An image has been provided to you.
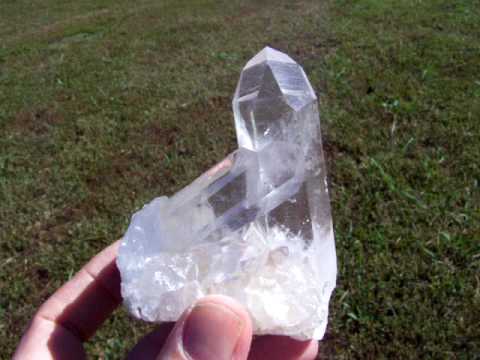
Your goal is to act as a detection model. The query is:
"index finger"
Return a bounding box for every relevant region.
[14,240,122,360]
[37,240,123,341]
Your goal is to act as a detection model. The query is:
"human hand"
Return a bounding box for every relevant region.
[13,241,318,359]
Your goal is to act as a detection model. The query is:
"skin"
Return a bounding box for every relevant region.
[13,241,318,360]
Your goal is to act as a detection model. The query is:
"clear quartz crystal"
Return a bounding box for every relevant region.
[117,47,336,340]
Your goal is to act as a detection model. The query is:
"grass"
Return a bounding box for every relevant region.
[0,0,479,358]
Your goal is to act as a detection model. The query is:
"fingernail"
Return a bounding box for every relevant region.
[182,302,243,360]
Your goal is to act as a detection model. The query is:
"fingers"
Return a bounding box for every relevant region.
[156,295,253,360]
[35,240,122,341]
[248,336,319,360]
[13,241,122,359]
[129,295,319,360]
[13,317,86,360]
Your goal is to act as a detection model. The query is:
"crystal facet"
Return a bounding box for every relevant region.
[117,47,337,340]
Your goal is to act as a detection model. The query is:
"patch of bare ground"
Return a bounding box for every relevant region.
[11,107,64,136]
[3,9,111,46]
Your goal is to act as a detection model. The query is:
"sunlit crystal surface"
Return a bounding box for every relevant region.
[117,47,336,340]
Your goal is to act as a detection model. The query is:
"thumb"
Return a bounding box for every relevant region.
[157,295,253,360]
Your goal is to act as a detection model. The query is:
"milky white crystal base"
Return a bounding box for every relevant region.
[118,196,334,340]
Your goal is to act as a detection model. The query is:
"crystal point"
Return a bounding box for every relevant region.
[244,46,296,69]
[118,48,336,340]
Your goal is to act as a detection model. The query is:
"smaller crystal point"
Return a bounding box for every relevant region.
[118,47,336,341]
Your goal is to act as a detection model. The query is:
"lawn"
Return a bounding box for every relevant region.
[1,0,479,358]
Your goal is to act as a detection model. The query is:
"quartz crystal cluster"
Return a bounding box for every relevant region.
[117,47,337,340]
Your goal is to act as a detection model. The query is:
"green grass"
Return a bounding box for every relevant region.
[1,0,479,358]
